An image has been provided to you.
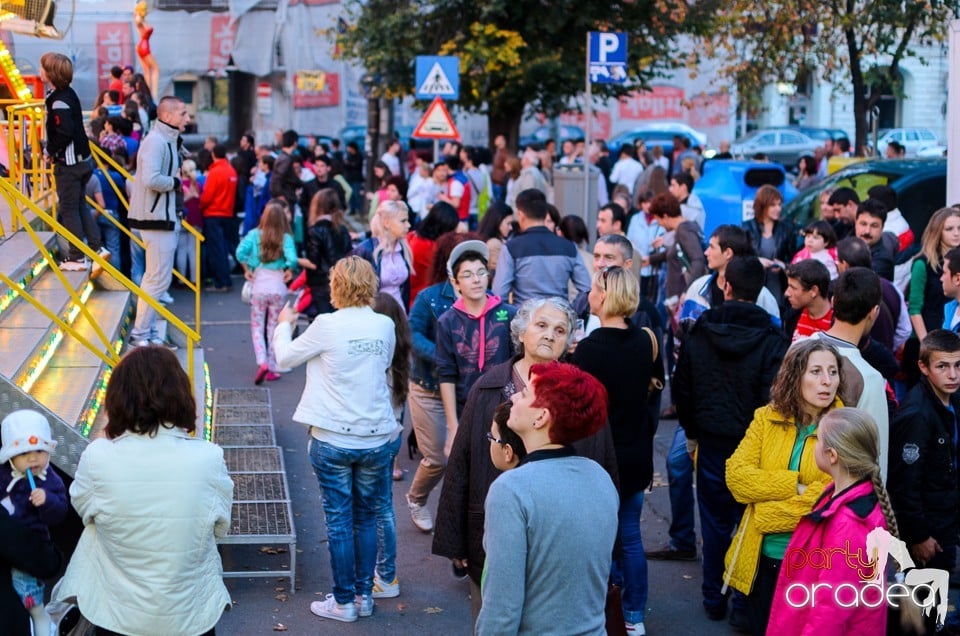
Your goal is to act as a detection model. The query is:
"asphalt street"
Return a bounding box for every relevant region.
[188,279,724,635]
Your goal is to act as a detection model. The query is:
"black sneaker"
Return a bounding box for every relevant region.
[451,563,468,580]
[728,607,751,633]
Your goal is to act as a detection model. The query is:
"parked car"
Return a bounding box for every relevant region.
[730,128,821,168]
[781,158,946,241]
[518,124,585,150]
[785,125,850,143]
[606,127,703,174]
[875,128,940,157]
[694,160,798,238]
[633,122,708,147]
[337,125,435,154]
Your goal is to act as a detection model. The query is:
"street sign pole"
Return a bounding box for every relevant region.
[584,31,591,224]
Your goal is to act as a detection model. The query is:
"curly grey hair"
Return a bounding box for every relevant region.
[510,296,578,352]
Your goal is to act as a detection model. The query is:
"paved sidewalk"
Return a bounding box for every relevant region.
[190,281,723,635]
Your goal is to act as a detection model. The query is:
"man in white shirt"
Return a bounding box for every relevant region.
[609,144,644,195]
[380,139,402,177]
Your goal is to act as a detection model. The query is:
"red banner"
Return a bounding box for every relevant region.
[687,91,731,128]
[293,71,339,109]
[618,86,685,121]
[96,23,133,92]
[558,111,612,141]
[209,15,234,73]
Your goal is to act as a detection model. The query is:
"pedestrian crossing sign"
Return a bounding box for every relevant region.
[412,96,459,140]
[415,56,460,100]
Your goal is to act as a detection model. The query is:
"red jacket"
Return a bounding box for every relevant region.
[200,158,238,218]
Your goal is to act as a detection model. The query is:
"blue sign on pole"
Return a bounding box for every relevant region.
[588,32,628,84]
[415,56,460,100]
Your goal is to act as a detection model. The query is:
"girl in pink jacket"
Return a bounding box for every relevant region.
[767,407,894,635]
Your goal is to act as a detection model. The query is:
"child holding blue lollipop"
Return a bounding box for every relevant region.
[0,409,68,636]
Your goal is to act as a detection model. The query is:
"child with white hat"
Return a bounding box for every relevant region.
[0,409,68,636]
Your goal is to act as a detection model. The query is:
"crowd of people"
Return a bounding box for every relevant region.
[9,50,959,635]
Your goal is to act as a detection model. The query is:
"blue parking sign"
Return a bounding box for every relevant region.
[588,32,627,84]
[415,56,460,101]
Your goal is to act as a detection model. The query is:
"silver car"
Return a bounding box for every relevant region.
[730,128,820,168]
[876,128,939,157]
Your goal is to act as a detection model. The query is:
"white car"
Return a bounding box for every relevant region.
[876,128,939,157]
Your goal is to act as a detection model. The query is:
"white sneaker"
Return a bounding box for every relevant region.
[90,247,111,279]
[310,594,358,622]
[372,574,400,598]
[406,495,434,532]
[355,594,374,617]
[159,291,174,305]
[59,259,88,272]
[626,621,646,635]
[130,337,178,351]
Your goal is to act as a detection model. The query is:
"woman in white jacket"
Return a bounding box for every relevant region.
[274,255,399,623]
[53,346,233,636]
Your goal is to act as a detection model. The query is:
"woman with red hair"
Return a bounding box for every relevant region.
[476,362,619,636]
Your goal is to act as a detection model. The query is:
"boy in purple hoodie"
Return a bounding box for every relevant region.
[436,240,516,456]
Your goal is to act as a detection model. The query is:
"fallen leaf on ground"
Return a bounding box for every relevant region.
[274,587,285,592]
[260,546,288,555]
[396,603,407,611]
[424,607,443,614]
[275,593,289,602]
[682,575,693,580]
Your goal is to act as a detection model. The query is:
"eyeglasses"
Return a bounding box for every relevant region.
[458,270,489,282]
[486,431,506,446]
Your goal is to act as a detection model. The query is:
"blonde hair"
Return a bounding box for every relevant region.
[593,266,639,319]
[818,408,899,537]
[920,207,960,270]
[330,256,379,309]
[181,159,197,180]
[373,200,414,275]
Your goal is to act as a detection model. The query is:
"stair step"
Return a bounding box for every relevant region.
[0,270,88,385]
[0,231,55,316]
[31,289,132,433]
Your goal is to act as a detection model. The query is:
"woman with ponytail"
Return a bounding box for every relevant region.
[766,407,892,635]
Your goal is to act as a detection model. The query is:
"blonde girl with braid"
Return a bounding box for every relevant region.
[766,407,891,634]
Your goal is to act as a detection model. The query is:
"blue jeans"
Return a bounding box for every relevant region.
[130,229,145,286]
[96,212,121,262]
[309,437,394,604]
[203,216,233,288]
[376,433,402,583]
[666,426,696,552]
[697,443,745,614]
[612,490,648,625]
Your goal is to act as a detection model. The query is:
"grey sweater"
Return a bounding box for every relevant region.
[477,451,618,636]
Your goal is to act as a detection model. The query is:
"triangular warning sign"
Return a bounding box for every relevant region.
[417,62,456,96]
[413,97,459,140]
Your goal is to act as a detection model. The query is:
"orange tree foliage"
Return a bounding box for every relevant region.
[336,0,712,146]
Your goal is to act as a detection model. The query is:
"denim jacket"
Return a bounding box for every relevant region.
[409,280,457,391]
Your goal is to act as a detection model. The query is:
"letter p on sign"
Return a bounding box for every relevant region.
[598,34,619,62]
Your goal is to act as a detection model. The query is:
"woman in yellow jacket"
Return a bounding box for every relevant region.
[723,339,846,636]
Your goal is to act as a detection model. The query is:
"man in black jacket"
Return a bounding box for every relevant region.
[270,129,302,210]
[673,256,788,626]
[888,329,960,573]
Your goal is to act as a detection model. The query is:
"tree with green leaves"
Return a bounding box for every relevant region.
[703,0,960,154]
[336,0,711,148]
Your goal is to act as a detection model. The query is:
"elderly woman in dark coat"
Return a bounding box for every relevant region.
[432,296,619,625]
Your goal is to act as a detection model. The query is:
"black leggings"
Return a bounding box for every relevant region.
[747,554,782,636]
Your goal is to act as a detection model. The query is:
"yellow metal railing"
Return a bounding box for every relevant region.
[89,144,205,333]
[1,100,53,235]
[0,178,200,384]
